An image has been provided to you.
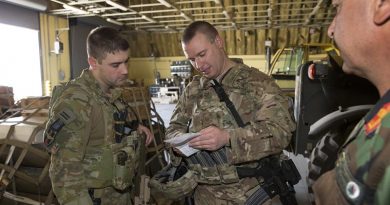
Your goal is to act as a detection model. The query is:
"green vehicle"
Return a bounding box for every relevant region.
[267,43,334,97]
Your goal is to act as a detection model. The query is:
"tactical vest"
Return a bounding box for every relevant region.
[45,77,141,191]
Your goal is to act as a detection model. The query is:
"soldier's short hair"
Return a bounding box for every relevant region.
[87,26,129,63]
[182,21,219,44]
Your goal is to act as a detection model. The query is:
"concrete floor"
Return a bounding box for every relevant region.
[154,103,311,205]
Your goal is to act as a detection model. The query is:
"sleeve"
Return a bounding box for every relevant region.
[312,170,348,205]
[227,71,296,164]
[377,166,390,205]
[45,88,93,205]
[165,78,199,140]
[165,79,199,165]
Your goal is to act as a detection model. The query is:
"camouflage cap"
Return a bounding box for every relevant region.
[149,164,197,200]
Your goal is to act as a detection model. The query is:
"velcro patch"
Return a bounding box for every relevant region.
[44,108,76,152]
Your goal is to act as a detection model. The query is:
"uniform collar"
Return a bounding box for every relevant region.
[364,89,390,135]
[200,63,242,89]
[80,69,122,103]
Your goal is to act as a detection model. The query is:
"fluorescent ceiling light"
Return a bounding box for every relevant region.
[106,0,128,11]
[106,18,124,26]
[63,4,89,14]
[157,0,172,8]
[141,15,157,23]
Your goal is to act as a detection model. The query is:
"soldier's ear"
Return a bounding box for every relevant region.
[214,35,224,49]
[88,56,97,69]
[373,0,390,25]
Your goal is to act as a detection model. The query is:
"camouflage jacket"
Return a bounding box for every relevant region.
[166,63,295,195]
[313,90,390,205]
[44,69,130,204]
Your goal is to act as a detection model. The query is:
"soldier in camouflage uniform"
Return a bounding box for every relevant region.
[44,27,154,205]
[312,0,390,204]
[165,21,296,204]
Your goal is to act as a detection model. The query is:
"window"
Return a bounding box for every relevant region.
[0,23,42,100]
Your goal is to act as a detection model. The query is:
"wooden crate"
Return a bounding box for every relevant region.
[20,96,50,117]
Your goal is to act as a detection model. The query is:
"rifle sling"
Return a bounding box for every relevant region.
[211,79,245,128]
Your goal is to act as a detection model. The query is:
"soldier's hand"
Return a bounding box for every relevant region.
[137,125,154,146]
[189,126,229,151]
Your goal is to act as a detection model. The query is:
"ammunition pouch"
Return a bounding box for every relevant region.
[85,146,114,188]
[111,131,141,190]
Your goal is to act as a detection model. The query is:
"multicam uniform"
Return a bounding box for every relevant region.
[166,63,296,204]
[44,69,140,205]
[313,90,390,205]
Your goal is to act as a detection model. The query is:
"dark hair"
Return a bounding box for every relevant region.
[87,26,129,63]
[182,21,219,44]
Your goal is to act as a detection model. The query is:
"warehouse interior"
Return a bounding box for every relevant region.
[0,0,340,204]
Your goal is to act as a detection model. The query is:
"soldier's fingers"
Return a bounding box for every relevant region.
[189,135,208,144]
[189,138,213,148]
[145,135,151,145]
[145,133,154,146]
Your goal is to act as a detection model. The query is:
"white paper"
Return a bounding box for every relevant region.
[165,133,200,157]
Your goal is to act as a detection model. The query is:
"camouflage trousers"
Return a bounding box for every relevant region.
[193,178,271,205]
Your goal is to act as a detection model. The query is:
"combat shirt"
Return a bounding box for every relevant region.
[166,63,296,201]
[45,69,125,204]
[313,89,390,205]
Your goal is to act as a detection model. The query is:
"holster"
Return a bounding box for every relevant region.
[280,158,301,185]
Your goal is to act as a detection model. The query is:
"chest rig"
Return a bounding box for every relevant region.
[110,98,142,190]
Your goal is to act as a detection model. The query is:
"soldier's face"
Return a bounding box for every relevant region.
[327,0,371,77]
[182,32,226,79]
[92,50,129,88]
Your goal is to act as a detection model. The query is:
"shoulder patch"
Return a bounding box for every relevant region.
[44,107,77,152]
[58,107,77,124]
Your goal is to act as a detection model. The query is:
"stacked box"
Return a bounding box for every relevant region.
[20,96,50,117]
[0,86,14,110]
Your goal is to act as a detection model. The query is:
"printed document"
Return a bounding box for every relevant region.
[165,133,200,157]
